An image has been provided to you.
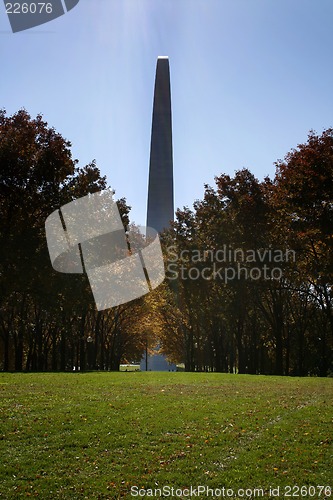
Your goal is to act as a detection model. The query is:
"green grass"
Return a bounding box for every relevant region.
[0,372,332,499]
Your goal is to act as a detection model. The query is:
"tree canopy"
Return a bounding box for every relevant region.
[0,109,145,371]
[0,110,332,375]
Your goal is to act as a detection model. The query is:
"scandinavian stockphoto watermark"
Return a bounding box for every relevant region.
[45,190,165,311]
[165,245,296,283]
[3,0,80,33]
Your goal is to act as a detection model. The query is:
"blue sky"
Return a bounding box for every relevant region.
[1,0,333,226]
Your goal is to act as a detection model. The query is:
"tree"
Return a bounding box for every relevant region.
[0,109,137,371]
[272,129,333,374]
[159,147,332,375]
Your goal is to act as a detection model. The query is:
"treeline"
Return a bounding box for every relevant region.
[0,110,332,375]
[158,130,333,376]
[0,110,148,371]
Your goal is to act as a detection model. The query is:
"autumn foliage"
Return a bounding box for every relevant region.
[0,111,332,375]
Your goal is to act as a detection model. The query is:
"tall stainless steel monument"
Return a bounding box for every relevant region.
[146,56,174,234]
[141,57,176,372]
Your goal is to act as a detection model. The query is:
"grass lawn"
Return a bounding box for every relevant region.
[0,372,332,499]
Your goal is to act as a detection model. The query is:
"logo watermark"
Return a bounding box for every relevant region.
[45,190,165,310]
[3,0,80,33]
